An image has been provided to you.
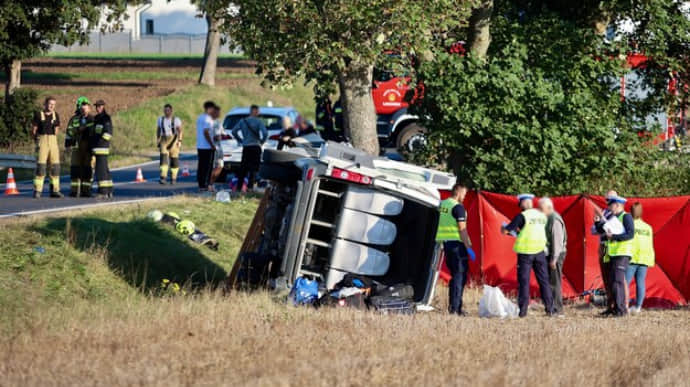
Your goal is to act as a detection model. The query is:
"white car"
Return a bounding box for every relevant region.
[220,106,301,171]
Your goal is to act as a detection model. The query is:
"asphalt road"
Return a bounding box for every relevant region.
[0,154,203,218]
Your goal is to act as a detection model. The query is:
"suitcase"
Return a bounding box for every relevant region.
[368,296,416,315]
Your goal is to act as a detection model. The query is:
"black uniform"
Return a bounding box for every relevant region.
[332,99,346,142]
[91,111,114,196]
[315,97,335,141]
[66,113,95,197]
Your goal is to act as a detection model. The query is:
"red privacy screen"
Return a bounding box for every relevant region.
[438,191,690,308]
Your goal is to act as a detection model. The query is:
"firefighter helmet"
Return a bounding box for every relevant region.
[147,210,163,222]
[176,220,195,235]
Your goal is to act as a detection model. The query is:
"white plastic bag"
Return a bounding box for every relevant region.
[215,190,231,203]
[478,285,519,318]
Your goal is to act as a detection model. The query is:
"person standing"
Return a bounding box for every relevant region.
[157,104,183,185]
[592,190,618,314]
[436,183,476,316]
[502,193,554,317]
[538,197,567,315]
[31,96,63,198]
[231,105,267,192]
[315,96,335,141]
[65,97,95,197]
[208,105,230,191]
[333,98,345,142]
[196,101,218,191]
[627,202,655,314]
[91,100,113,198]
[595,195,634,317]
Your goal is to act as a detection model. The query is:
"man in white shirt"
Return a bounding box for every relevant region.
[156,104,183,184]
[196,101,218,191]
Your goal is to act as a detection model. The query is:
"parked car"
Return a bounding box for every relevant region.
[229,141,456,310]
[220,106,301,172]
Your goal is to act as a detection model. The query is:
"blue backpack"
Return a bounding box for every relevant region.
[290,277,319,305]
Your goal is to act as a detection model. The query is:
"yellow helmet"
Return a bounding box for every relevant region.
[176,220,195,235]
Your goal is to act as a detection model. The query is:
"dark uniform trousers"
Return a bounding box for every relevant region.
[598,243,614,307]
[444,241,469,314]
[548,252,566,313]
[609,255,630,315]
[93,152,112,195]
[517,252,554,317]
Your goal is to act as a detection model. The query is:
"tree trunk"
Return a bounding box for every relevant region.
[467,0,493,60]
[199,14,221,87]
[338,62,379,155]
[4,59,21,99]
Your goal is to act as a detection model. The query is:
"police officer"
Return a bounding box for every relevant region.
[65,97,95,197]
[436,183,476,316]
[595,195,634,317]
[627,202,655,314]
[31,96,63,198]
[315,96,335,141]
[502,193,554,317]
[91,100,113,198]
[156,104,183,184]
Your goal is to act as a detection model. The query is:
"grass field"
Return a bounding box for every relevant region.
[0,197,688,386]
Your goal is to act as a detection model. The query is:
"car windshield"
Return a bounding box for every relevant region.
[223,114,285,131]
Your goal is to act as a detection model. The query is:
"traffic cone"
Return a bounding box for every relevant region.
[181,163,190,177]
[4,168,19,195]
[135,167,146,183]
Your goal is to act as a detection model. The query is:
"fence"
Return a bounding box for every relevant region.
[50,31,241,56]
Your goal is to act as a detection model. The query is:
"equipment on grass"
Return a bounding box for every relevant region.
[149,210,219,250]
[181,164,191,177]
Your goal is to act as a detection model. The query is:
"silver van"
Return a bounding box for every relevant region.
[230,142,455,308]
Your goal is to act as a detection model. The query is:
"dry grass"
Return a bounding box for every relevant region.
[1,198,689,386]
[1,288,688,387]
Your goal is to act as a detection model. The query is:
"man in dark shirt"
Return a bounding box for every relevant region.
[594,195,634,316]
[436,183,476,315]
[31,97,63,198]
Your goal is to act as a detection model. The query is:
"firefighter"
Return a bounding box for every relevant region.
[332,98,346,142]
[65,96,95,197]
[156,103,183,184]
[502,193,554,317]
[436,183,476,316]
[31,96,63,198]
[315,96,335,141]
[91,100,113,198]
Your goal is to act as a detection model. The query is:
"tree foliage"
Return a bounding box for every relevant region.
[412,0,690,195]
[225,0,475,154]
[0,89,38,150]
[0,1,133,95]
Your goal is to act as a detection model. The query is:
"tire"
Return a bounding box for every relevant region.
[259,162,301,184]
[262,148,305,164]
[395,123,427,155]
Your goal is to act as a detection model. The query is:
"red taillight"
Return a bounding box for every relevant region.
[306,168,314,181]
[269,134,281,140]
[330,167,372,185]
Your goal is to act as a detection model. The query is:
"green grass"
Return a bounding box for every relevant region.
[112,82,315,154]
[0,196,258,334]
[42,52,245,60]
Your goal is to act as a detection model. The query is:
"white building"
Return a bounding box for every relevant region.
[108,0,207,39]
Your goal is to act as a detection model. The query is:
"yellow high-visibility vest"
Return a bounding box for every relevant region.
[608,212,635,257]
[632,219,655,267]
[513,208,547,254]
[436,198,461,242]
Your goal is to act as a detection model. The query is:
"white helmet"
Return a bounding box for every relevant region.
[147,209,163,222]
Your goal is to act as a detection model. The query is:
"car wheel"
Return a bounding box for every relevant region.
[259,162,301,184]
[262,148,305,164]
[396,123,427,155]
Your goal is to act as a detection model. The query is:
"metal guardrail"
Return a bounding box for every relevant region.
[0,153,37,169]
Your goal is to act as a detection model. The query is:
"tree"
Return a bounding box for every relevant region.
[411,0,690,195]
[225,0,474,155]
[0,1,131,99]
[194,0,226,87]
